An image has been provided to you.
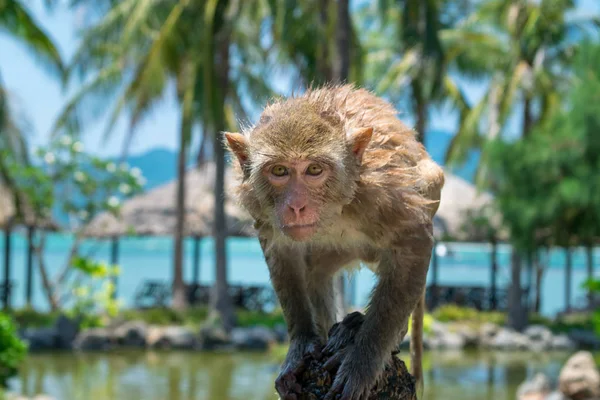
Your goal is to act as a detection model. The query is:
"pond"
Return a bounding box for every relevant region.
[7,350,590,400]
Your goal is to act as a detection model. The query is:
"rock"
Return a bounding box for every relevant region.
[517,373,552,400]
[490,328,531,351]
[21,327,58,351]
[558,351,600,400]
[452,324,479,348]
[569,330,600,350]
[285,312,417,400]
[479,322,501,347]
[544,391,568,400]
[198,324,232,350]
[113,321,148,347]
[552,334,576,351]
[272,323,288,343]
[73,328,113,351]
[148,326,198,350]
[53,314,79,349]
[425,331,465,350]
[524,325,554,351]
[231,325,276,351]
[424,321,466,350]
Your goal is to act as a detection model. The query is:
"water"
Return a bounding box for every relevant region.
[1,231,598,316]
[7,350,597,400]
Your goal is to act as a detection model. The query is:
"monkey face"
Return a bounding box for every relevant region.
[262,159,332,241]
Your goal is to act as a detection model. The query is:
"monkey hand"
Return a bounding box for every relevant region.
[323,341,387,400]
[275,334,324,400]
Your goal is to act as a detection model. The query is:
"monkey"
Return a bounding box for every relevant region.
[224,84,444,400]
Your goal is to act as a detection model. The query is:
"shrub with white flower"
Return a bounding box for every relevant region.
[4,133,147,318]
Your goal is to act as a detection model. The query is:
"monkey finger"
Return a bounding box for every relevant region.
[323,378,345,400]
[323,351,345,373]
[341,311,365,330]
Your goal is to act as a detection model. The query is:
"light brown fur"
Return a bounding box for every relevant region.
[225,84,444,400]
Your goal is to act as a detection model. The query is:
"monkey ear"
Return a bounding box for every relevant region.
[348,127,373,163]
[223,132,250,167]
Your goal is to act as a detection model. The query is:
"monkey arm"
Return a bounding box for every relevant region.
[325,225,433,400]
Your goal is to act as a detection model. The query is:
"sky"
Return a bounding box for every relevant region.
[0,0,599,158]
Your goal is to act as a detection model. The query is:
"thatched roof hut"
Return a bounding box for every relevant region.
[434,171,503,242]
[0,184,57,230]
[82,163,255,238]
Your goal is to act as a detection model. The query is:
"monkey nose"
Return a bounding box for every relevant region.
[288,204,306,218]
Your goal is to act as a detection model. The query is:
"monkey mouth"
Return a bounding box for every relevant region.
[282,223,318,240]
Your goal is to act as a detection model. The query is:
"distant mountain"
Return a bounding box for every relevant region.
[51,130,480,225]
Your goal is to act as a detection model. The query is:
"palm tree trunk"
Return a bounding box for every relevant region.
[565,247,572,312]
[534,248,546,314]
[334,0,350,83]
[172,108,191,311]
[586,245,594,308]
[508,248,526,331]
[318,0,333,83]
[210,30,236,332]
[412,81,427,144]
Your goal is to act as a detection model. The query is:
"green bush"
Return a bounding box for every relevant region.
[10,308,59,328]
[0,313,27,387]
[432,305,506,325]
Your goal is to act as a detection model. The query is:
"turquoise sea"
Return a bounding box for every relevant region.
[1,231,598,317]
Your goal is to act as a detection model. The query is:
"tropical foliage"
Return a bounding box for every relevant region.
[4,134,144,311]
[0,313,26,387]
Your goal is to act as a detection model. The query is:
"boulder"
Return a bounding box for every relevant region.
[517,373,552,400]
[568,330,600,350]
[231,326,276,351]
[558,351,600,400]
[73,328,113,351]
[552,334,576,351]
[452,324,479,348]
[524,325,554,351]
[148,326,198,350]
[198,324,232,350]
[113,321,148,348]
[544,392,568,400]
[21,327,58,351]
[490,328,531,351]
[53,314,80,349]
[479,322,501,347]
[424,321,466,350]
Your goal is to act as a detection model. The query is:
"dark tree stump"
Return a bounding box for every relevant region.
[282,312,417,400]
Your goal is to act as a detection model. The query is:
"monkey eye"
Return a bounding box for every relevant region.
[306,164,323,176]
[271,165,289,177]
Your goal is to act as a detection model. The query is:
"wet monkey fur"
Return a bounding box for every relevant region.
[224,85,444,400]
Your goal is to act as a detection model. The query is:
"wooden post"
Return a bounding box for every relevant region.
[25,226,35,307]
[565,247,572,312]
[192,236,201,285]
[490,240,498,310]
[3,226,12,310]
[110,236,120,299]
[431,242,439,309]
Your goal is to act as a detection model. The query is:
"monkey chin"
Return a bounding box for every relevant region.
[282,223,319,242]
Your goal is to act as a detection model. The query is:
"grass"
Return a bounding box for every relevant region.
[9,306,285,331]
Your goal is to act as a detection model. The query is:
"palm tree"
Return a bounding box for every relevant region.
[445,0,597,185]
[441,0,597,331]
[53,0,273,328]
[360,0,499,146]
[0,1,64,207]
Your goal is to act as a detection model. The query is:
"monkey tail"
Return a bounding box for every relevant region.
[410,290,425,399]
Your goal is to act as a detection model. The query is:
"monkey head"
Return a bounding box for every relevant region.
[224,99,373,242]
